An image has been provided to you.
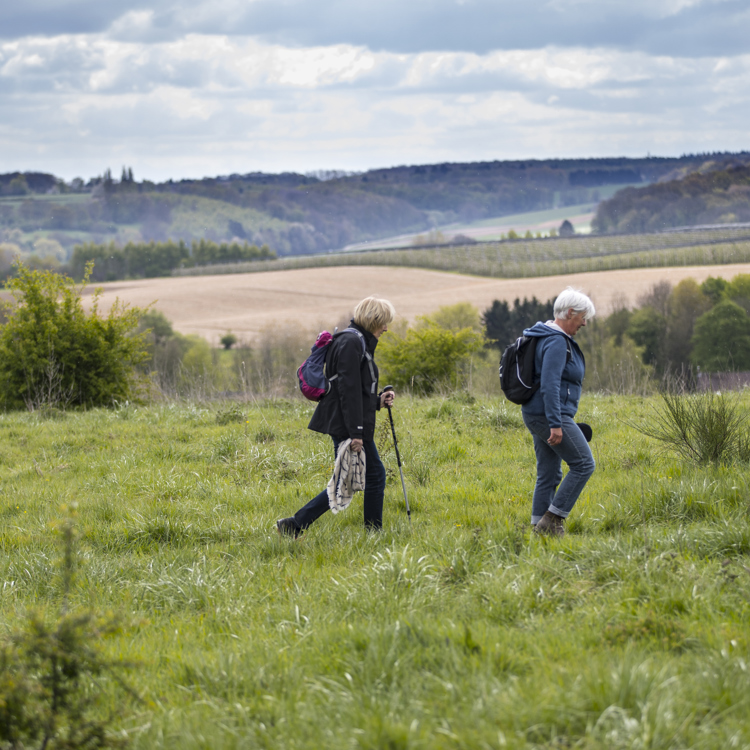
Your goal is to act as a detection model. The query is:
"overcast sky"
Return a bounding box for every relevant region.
[1,0,748,182]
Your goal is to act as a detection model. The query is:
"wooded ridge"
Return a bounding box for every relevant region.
[2,152,749,257]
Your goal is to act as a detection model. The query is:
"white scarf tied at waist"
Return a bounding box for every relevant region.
[327,439,366,514]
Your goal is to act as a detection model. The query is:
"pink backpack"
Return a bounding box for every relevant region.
[297,328,367,401]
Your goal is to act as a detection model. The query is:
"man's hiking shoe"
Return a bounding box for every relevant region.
[276,517,302,539]
[534,511,565,537]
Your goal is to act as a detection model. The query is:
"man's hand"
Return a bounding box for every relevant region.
[350,438,363,452]
[380,389,395,408]
[548,427,563,446]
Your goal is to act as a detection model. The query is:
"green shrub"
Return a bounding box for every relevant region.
[378,306,484,394]
[0,263,148,410]
[379,323,483,394]
[634,390,749,465]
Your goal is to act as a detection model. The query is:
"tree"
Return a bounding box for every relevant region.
[576,317,653,395]
[665,278,711,370]
[637,280,672,318]
[8,175,29,196]
[605,301,632,347]
[627,307,667,370]
[483,296,554,349]
[691,300,750,372]
[0,242,24,278]
[726,273,750,313]
[700,276,728,305]
[136,310,193,392]
[0,263,148,410]
[181,336,213,375]
[32,238,66,263]
[428,303,483,333]
[220,332,238,350]
[138,309,175,344]
[0,516,136,749]
[559,219,575,237]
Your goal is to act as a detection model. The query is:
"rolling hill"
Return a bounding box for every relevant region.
[593,164,750,233]
[3,152,750,259]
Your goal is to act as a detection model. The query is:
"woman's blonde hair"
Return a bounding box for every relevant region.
[353,297,396,333]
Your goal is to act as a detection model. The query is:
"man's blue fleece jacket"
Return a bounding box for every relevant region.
[520,321,585,429]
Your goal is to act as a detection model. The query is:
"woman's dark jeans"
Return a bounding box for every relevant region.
[293,438,386,531]
[522,413,595,524]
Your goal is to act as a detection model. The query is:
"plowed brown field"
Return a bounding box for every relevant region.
[83,264,750,345]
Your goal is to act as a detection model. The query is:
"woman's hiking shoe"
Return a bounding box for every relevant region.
[534,511,565,537]
[276,517,303,539]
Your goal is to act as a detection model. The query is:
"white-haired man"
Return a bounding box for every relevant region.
[521,287,596,536]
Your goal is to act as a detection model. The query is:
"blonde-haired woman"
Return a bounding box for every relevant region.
[277,297,397,538]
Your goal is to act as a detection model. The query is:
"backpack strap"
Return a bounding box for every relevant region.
[327,328,377,395]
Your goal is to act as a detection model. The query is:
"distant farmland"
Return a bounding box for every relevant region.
[174,224,750,280]
[85,262,750,345]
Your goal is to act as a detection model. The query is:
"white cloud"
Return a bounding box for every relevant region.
[1,25,749,182]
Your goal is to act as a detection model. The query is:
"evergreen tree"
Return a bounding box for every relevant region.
[483,296,555,349]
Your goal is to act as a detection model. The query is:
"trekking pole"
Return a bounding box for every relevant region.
[382,386,411,525]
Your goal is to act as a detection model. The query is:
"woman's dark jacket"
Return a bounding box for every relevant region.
[308,321,381,441]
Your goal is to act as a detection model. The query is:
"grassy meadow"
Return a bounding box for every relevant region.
[2,391,750,748]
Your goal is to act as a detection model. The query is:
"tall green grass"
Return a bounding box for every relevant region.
[1,393,749,748]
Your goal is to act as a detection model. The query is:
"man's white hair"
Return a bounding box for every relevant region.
[554,287,596,320]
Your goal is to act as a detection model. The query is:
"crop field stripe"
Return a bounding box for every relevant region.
[175,226,750,280]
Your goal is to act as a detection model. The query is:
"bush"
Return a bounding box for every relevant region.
[378,307,484,394]
[634,390,750,465]
[0,263,148,410]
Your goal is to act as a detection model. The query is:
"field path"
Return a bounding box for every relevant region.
[84,264,750,345]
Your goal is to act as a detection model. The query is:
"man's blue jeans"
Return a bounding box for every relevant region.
[293,438,386,531]
[522,413,595,524]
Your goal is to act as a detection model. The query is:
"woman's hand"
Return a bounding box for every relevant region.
[350,438,363,452]
[547,428,563,446]
[380,389,395,408]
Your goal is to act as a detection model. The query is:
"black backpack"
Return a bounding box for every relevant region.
[499,335,540,405]
[499,334,571,405]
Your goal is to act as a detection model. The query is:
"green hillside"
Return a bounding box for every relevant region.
[2,153,750,261]
[594,164,750,233]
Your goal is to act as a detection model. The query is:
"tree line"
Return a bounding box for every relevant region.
[6,153,750,258]
[482,276,750,385]
[2,259,749,415]
[69,239,275,281]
